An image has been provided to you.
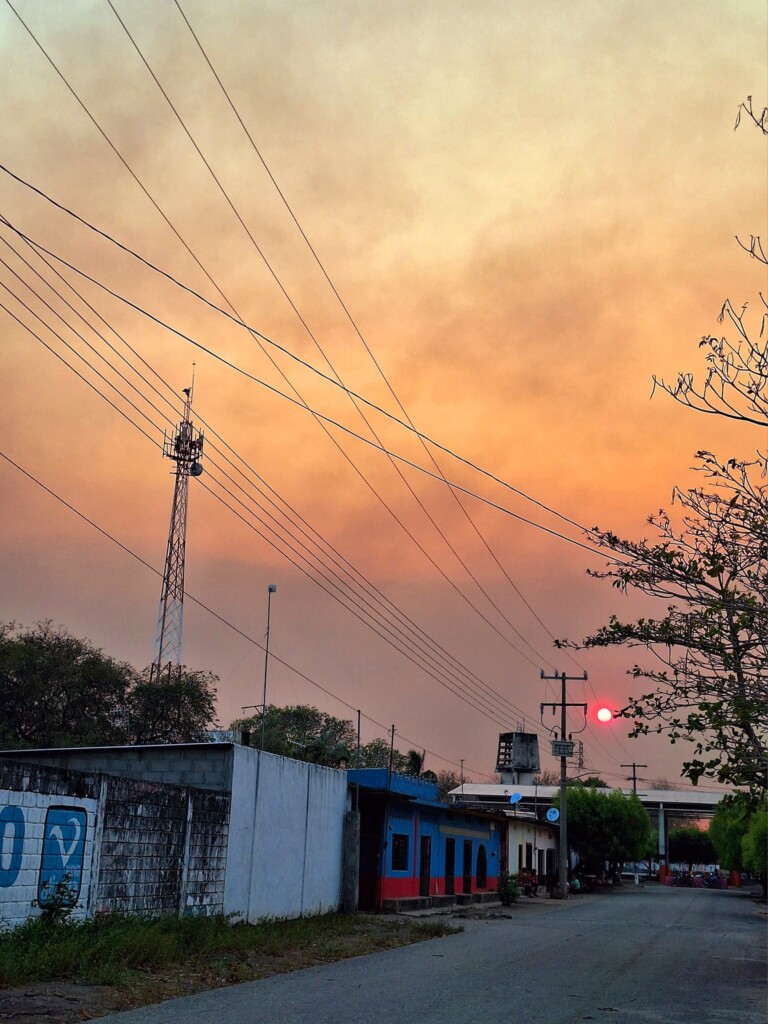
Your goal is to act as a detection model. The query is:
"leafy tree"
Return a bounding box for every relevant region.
[0,620,134,749]
[357,737,413,772]
[436,769,461,800]
[403,749,426,776]
[708,792,767,898]
[669,827,717,873]
[556,786,650,878]
[741,808,767,896]
[303,729,353,768]
[0,621,218,748]
[128,668,218,744]
[571,776,607,788]
[570,461,768,794]
[232,705,356,762]
[563,100,768,795]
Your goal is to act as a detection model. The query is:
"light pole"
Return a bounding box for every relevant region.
[260,584,277,751]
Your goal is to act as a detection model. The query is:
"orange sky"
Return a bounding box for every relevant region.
[2,0,767,787]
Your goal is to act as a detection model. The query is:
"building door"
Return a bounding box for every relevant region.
[419,835,432,897]
[445,838,455,895]
[463,840,472,893]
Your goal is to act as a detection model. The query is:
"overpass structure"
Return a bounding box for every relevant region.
[449,783,729,870]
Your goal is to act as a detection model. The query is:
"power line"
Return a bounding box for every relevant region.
[0,164,595,545]
[2,0,556,669]
[0,248,542,727]
[106,0,553,671]
[0,447,499,780]
[0,210,605,564]
[172,0,584,674]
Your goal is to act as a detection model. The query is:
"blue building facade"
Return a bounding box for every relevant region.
[348,769,503,910]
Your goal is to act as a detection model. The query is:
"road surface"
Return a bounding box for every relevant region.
[101,885,766,1024]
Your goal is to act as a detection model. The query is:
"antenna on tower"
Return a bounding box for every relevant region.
[150,383,204,683]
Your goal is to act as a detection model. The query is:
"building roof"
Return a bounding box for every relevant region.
[449,783,729,816]
[347,768,442,803]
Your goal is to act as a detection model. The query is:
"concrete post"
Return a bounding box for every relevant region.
[341,810,360,914]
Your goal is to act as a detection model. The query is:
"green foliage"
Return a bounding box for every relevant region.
[232,706,435,775]
[0,621,218,749]
[570,776,608,787]
[0,911,460,988]
[233,705,356,765]
[709,794,754,871]
[436,769,461,800]
[0,621,133,749]
[568,457,768,795]
[669,827,717,871]
[710,793,767,896]
[128,669,218,745]
[34,874,79,925]
[556,787,651,875]
[497,873,520,905]
[741,809,767,880]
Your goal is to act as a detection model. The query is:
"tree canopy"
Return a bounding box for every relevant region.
[231,705,430,775]
[0,621,217,749]
[669,827,717,873]
[709,793,766,897]
[572,458,768,793]
[555,786,651,877]
[564,103,768,794]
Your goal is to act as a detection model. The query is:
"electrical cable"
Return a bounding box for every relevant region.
[0,212,607,564]
[0,163,595,543]
[106,0,553,671]
[0,448,497,780]
[0,2,557,666]
[0,252,542,728]
[172,0,586,674]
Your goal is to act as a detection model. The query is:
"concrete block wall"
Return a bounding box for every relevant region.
[0,761,99,929]
[225,746,348,923]
[94,776,188,915]
[1,759,230,927]
[181,790,230,914]
[10,745,233,793]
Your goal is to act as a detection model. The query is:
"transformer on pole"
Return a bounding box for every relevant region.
[150,384,204,683]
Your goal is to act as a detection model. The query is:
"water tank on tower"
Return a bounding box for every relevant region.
[496,732,540,785]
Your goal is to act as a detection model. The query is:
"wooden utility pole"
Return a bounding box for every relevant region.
[621,762,648,794]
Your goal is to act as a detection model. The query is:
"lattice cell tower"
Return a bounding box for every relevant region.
[150,385,204,683]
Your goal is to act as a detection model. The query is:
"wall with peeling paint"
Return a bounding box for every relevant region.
[0,759,229,928]
[0,761,99,929]
[1,744,348,928]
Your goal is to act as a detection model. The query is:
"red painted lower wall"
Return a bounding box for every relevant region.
[380,875,498,900]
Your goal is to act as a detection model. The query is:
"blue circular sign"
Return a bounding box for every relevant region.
[546,807,560,822]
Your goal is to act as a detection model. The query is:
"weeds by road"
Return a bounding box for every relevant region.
[0,912,460,1023]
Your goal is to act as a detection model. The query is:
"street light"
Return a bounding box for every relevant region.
[260,584,277,751]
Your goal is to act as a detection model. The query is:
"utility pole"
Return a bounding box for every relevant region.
[259,584,277,751]
[541,671,587,899]
[150,384,204,682]
[387,725,396,791]
[621,762,647,794]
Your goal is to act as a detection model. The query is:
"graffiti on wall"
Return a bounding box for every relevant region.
[0,804,88,907]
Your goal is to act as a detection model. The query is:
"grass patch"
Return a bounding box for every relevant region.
[0,912,460,992]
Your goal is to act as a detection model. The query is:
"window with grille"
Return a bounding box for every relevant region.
[391,833,409,871]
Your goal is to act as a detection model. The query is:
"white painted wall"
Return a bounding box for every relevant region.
[507,819,558,875]
[0,788,99,929]
[225,747,347,923]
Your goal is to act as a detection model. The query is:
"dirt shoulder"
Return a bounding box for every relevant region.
[0,916,458,1024]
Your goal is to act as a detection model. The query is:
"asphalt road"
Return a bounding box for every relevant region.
[101,886,767,1024]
